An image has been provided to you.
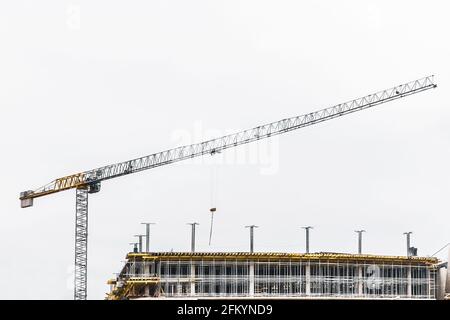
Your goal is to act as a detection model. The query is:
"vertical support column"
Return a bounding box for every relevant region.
[359,234,362,254]
[305,262,311,296]
[407,265,412,298]
[358,265,363,296]
[302,226,313,253]
[192,224,196,252]
[190,263,196,296]
[145,280,150,297]
[146,260,150,277]
[249,261,255,297]
[74,187,88,300]
[134,235,144,252]
[250,228,254,253]
[404,232,412,257]
[145,224,150,253]
[188,223,199,252]
[306,228,309,253]
[141,223,156,253]
[355,230,365,254]
[245,225,258,253]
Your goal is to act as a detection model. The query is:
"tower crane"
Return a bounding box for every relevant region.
[19,76,436,300]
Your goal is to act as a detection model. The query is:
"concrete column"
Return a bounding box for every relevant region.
[305,263,311,295]
[134,235,144,252]
[190,263,196,296]
[302,226,313,253]
[145,224,150,252]
[407,266,412,297]
[147,261,153,277]
[358,266,363,296]
[141,222,156,253]
[138,236,143,252]
[245,225,258,253]
[249,262,255,296]
[305,228,310,253]
[404,232,412,257]
[355,230,365,254]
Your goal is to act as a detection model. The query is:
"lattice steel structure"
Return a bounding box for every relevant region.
[108,252,440,300]
[74,187,88,300]
[19,76,437,300]
[21,76,436,201]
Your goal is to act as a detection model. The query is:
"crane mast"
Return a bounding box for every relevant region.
[19,76,436,300]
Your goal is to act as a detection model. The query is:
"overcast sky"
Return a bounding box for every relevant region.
[1,0,449,299]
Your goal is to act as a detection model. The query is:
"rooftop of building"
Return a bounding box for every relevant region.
[125,251,439,265]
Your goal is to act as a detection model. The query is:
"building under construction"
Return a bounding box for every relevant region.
[107,252,446,300]
[20,76,440,300]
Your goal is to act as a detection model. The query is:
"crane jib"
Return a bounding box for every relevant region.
[19,76,437,208]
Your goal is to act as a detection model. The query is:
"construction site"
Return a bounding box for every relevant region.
[18,76,450,300]
[106,215,449,300]
[106,251,444,300]
[6,1,450,307]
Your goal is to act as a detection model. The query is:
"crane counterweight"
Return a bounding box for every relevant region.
[20,191,33,208]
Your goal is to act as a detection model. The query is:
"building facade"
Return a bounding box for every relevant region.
[107,252,440,300]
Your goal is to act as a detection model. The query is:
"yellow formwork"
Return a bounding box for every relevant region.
[125,251,438,265]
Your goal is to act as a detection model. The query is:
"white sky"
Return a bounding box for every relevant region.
[1,0,449,299]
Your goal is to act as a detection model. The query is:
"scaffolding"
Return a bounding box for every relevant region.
[107,252,439,300]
